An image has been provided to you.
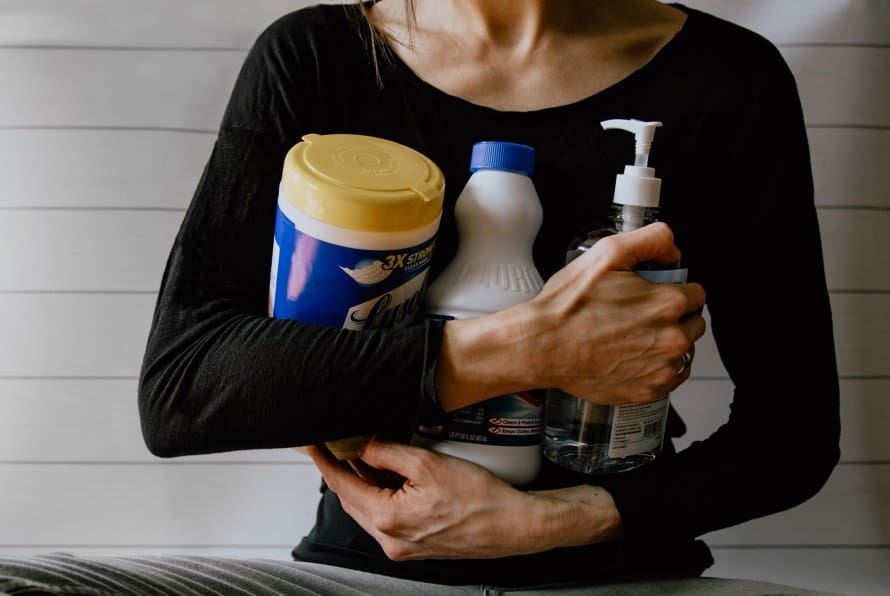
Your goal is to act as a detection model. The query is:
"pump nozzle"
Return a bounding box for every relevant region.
[601,119,663,167]
[600,118,664,207]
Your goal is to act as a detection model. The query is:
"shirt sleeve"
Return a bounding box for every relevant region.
[598,45,841,548]
[137,14,446,458]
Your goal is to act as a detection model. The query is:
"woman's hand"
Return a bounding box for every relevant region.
[436,222,707,411]
[306,439,623,561]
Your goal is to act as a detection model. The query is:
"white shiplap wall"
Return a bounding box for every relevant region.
[0,1,887,594]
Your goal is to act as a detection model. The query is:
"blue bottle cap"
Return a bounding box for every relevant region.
[469,141,535,176]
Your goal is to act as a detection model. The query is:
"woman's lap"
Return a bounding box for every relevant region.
[0,554,455,596]
[0,553,839,596]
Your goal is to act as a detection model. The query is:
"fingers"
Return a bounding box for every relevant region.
[668,313,704,382]
[584,222,681,271]
[680,311,707,343]
[348,457,405,489]
[305,443,347,481]
[678,281,707,316]
[673,344,694,376]
[306,443,384,501]
[309,439,442,495]
[305,442,337,468]
[359,438,438,480]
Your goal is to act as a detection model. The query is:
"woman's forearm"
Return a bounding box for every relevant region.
[308,439,623,561]
[435,223,707,413]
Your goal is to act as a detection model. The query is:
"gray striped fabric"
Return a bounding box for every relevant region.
[0,554,840,596]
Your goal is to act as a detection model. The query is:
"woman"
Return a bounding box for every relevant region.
[0,1,840,594]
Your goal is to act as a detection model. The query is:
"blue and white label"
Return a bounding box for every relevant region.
[417,391,544,447]
[636,267,688,284]
[269,204,436,330]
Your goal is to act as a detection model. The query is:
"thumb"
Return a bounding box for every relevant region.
[589,221,681,271]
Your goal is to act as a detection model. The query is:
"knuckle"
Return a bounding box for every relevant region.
[380,540,409,562]
[663,328,690,358]
[322,476,340,494]
[656,366,680,386]
[410,449,439,473]
[373,510,400,534]
[658,287,689,319]
[650,221,674,239]
[629,385,661,404]
[594,236,621,263]
[338,501,356,521]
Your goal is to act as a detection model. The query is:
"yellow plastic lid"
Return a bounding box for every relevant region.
[280,133,445,233]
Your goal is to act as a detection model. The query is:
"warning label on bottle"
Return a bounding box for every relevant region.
[607,395,670,458]
[417,391,543,446]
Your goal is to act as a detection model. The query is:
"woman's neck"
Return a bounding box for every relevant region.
[419,1,567,51]
[369,0,687,111]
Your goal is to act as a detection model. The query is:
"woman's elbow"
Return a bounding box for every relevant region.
[782,439,841,509]
[138,397,185,458]
[137,374,194,458]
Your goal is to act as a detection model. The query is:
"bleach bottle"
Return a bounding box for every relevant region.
[413,141,545,486]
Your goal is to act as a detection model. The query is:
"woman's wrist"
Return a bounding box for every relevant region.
[527,485,624,551]
[435,302,541,412]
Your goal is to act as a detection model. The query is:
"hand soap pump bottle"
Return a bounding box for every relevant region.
[412,141,545,486]
[543,119,688,475]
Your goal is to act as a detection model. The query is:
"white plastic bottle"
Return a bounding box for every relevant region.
[543,119,688,475]
[412,141,545,486]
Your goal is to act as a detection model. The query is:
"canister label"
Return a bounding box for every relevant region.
[270,203,436,330]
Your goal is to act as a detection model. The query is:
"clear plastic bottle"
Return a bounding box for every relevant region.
[412,141,545,486]
[543,119,688,475]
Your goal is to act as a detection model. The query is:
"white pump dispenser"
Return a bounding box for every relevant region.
[543,117,685,475]
[600,119,663,208]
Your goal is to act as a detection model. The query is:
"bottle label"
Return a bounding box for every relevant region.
[607,395,670,458]
[417,392,543,447]
[456,261,544,294]
[603,265,687,459]
[269,203,436,330]
[636,267,688,284]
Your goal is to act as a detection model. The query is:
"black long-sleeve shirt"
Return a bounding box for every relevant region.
[138,2,841,587]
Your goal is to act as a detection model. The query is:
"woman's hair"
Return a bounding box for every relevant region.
[349,0,417,87]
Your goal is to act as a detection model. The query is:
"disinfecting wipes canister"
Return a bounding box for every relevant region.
[268,133,445,459]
